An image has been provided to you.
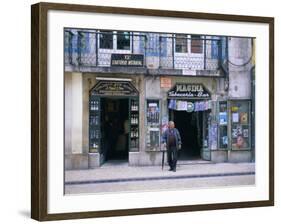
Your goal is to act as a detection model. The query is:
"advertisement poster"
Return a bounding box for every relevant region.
[176,100,188,111]
[240,112,248,124]
[243,129,249,138]
[232,112,239,123]
[161,115,169,133]
[219,112,227,125]
[209,123,218,150]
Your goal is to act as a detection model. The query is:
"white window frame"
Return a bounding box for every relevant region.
[174,34,205,56]
[98,31,132,53]
[190,34,204,55]
[175,34,188,54]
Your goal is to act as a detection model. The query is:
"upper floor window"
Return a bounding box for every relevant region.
[191,35,203,53]
[99,30,131,51]
[117,31,131,50]
[99,31,113,49]
[175,34,188,53]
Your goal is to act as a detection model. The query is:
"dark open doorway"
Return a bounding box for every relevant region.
[101,98,129,162]
[171,110,203,160]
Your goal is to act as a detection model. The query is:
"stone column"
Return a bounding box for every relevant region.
[65,72,86,169]
[71,72,83,154]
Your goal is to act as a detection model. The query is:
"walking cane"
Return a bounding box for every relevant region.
[162,144,165,170]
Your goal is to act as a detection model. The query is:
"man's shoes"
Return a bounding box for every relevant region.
[173,167,176,172]
[168,168,173,171]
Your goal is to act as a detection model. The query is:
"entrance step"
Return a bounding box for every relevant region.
[102,160,128,167]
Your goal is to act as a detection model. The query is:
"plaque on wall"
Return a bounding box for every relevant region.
[111,54,144,67]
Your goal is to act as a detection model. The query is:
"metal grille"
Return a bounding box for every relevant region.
[159,36,223,70]
[64,29,227,73]
[74,31,147,67]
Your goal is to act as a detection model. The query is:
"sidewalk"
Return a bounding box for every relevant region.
[65,161,255,184]
[64,162,255,194]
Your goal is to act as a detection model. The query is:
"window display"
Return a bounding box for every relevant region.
[129,98,139,151]
[89,97,100,152]
[218,101,228,148]
[146,100,161,151]
[230,101,251,149]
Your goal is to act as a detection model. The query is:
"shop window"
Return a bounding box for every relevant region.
[230,100,251,150]
[146,100,161,151]
[218,101,228,149]
[99,30,113,49]
[117,31,131,50]
[175,34,187,53]
[129,98,139,151]
[191,35,203,53]
[89,97,101,153]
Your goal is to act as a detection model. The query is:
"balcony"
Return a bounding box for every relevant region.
[64,30,228,76]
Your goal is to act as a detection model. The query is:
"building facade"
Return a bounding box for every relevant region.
[64,29,255,169]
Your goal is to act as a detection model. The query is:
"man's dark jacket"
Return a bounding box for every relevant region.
[162,128,182,150]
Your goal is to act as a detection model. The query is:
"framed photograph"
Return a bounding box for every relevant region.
[31,2,274,221]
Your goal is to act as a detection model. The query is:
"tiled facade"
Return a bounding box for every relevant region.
[64,29,255,169]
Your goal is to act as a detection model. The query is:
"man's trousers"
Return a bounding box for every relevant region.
[167,146,178,170]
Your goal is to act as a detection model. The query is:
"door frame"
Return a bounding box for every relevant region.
[89,95,139,165]
[168,101,212,161]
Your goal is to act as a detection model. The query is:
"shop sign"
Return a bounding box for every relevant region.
[91,81,138,96]
[168,83,211,99]
[111,54,144,67]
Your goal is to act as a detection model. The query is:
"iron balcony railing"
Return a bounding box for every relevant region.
[64,30,228,73]
[159,36,223,71]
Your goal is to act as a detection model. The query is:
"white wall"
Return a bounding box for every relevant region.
[228,37,253,98]
[0,0,280,224]
[65,72,84,154]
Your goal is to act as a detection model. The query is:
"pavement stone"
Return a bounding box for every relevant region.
[65,161,255,183]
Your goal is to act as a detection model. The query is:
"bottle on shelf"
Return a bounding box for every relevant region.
[92,101,99,111]
[131,101,135,111]
[131,100,139,111]
[131,114,136,125]
[97,101,99,110]
[90,101,94,111]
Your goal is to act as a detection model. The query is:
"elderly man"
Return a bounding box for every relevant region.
[162,121,182,172]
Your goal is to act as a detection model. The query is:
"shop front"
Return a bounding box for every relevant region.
[63,29,254,170]
[166,83,212,161]
[85,74,253,167]
[88,77,141,167]
[141,77,218,165]
[143,77,253,164]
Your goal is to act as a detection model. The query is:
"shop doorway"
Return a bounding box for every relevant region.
[171,110,203,160]
[100,98,129,162]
